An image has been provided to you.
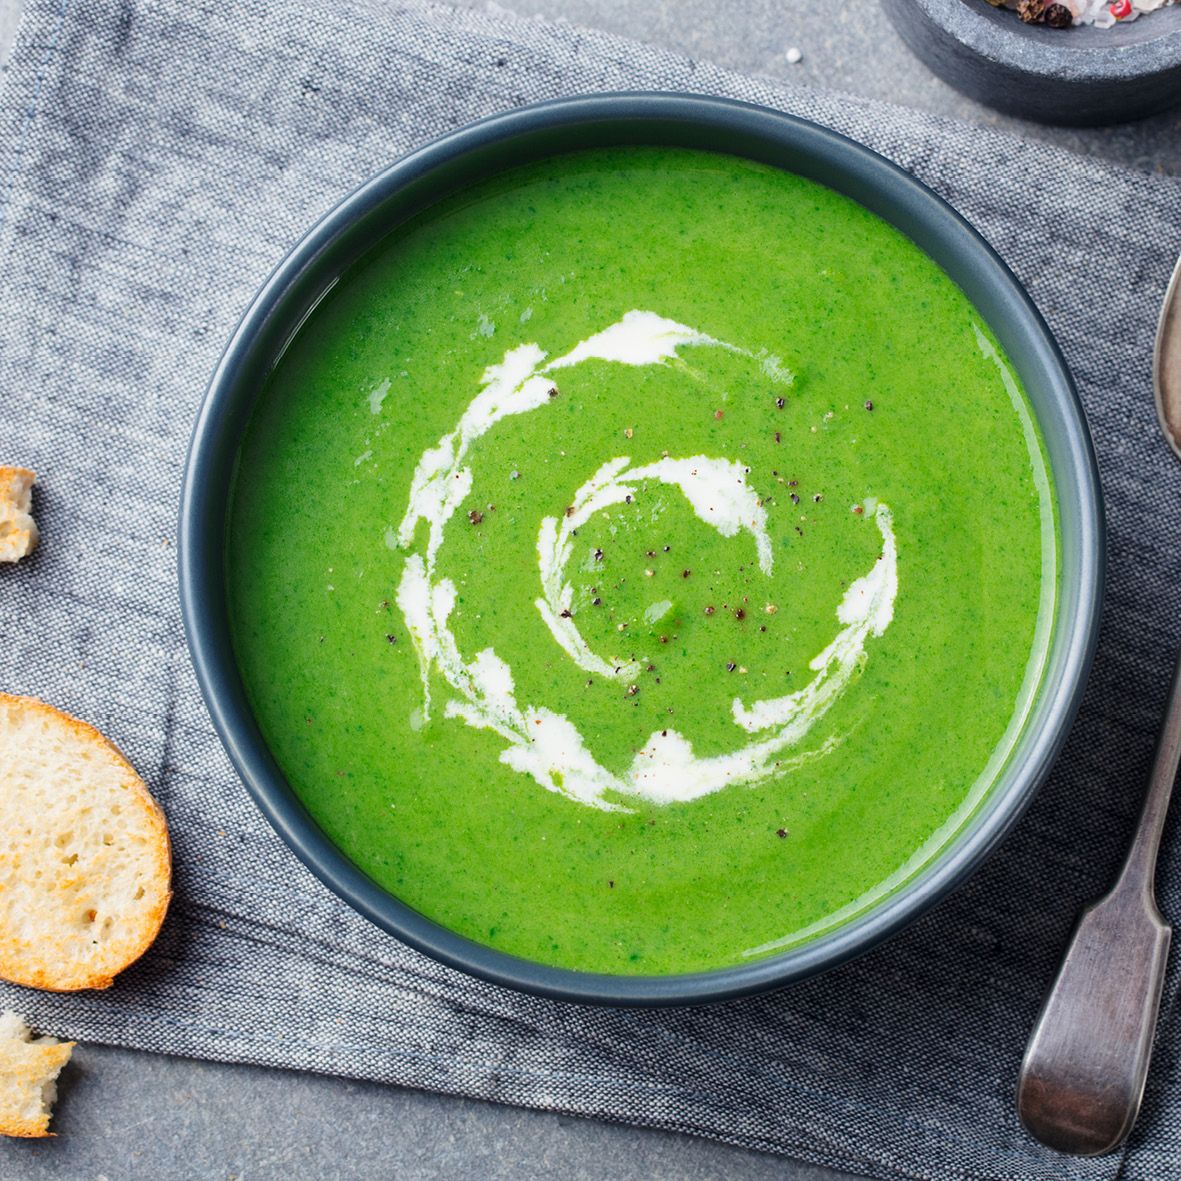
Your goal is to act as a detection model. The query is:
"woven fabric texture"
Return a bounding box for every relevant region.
[1,2,1180,1178]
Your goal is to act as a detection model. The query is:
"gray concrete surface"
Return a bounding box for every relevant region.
[1,1,1178,1179]
[4,1044,849,1181]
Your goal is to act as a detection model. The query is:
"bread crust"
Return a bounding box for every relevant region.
[0,694,172,991]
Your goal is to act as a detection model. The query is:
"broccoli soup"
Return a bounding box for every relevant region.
[227,146,1056,975]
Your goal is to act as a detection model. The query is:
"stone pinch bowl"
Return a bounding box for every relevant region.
[883,0,1181,125]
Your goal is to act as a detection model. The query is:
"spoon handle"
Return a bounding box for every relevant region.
[1120,651,1181,897]
[1017,653,1181,1156]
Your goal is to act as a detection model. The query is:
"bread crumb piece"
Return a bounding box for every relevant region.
[0,467,38,564]
[0,1011,74,1137]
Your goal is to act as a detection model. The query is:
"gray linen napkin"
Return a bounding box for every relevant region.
[1,2,1180,1178]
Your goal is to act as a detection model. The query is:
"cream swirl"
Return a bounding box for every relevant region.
[394,311,897,810]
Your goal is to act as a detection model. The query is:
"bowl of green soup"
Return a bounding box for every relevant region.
[180,93,1102,1005]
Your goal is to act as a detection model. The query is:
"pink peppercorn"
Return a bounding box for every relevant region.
[1109,0,1132,17]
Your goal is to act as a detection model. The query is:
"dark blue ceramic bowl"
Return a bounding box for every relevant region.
[179,93,1104,1006]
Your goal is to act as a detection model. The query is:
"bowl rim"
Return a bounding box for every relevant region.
[179,91,1105,1007]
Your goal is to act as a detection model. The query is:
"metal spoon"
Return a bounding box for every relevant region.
[1017,252,1181,1157]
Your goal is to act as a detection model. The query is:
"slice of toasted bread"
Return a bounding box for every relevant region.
[0,695,171,991]
[0,1011,74,1137]
[0,467,38,564]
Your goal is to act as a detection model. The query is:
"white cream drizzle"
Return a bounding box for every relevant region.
[547,310,726,371]
[393,310,896,810]
[535,455,773,679]
[730,503,896,735]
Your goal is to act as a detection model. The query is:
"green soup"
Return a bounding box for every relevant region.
[227,146,1056,976]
